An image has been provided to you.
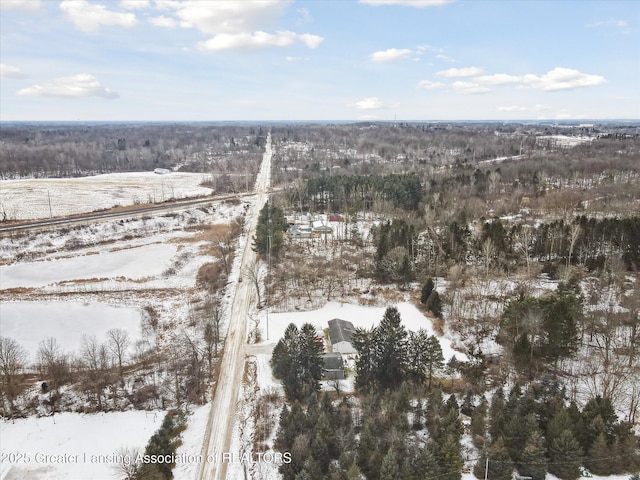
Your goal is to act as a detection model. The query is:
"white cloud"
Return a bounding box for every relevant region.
[474,73,522,85]
[586,19,632,34]
[348,97,386,110]
[452,81,490,95]
[437,66,484,78]
[436,54,455,63]
[60,0,138,32]
[498,105,528,112]
[149,15,176,27]
[361,0,455,7]
[170,1,285,34]
[296,7,313,24]
[298,33,324,48]
[17,74,119,99]
[0,64,28,79]
[198,31,322,52]
[160,1,322,52]
[521,67,607,91]
[370,48,412,62]
[417,80,445,90]
[120,0,149,9]
[0,0,41,11]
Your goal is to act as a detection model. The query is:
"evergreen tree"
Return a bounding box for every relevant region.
[425,290,443,318]
[408,330,444,389]
[519,430,548,480]
[549,430,582,480]
[380,449,401,480]
[420,278,435,305]
[470,397,487,449]
[586,433,613,476]
[252,201,286,256]
[487,437,514,480]
[375,306,409,391]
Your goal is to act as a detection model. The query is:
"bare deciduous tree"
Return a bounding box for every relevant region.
[106,328,130,380]
[0,337,27,417]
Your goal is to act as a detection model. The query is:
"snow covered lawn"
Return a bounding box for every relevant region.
[0,410,164,480]
[260,301,466,362]
[0,172,212,221]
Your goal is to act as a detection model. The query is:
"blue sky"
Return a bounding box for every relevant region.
[1,0,638,121]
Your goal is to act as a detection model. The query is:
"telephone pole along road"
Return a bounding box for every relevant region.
[197,133,272,480]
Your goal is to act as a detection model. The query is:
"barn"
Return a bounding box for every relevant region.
[328,318,357,354]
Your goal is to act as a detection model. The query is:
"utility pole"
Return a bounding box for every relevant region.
[484,456,489,480]
[47,189,52,219]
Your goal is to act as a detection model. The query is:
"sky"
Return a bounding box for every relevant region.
[1,0,639,121]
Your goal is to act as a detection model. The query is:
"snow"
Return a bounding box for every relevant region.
[0,244,176,289]
[259,300,467,362]
[0,410,164,480]
[0,301,142,361]
[0,172,213,221]
[172,404,211,480]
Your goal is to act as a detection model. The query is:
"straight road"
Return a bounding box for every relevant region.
[196,133,272,480]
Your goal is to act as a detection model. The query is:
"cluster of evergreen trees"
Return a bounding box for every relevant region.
[472,384,639,479]
[499,282,582,371]
[271,323,324,402]
[135,409,186,480]
[252,202,287,257]
[304,173,424,212]
[274,387,465,480]
[352,307,445,392]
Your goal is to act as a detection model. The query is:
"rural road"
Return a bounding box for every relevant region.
[196,133,272,480]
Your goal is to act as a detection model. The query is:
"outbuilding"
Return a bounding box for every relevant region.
[328,318,357,354]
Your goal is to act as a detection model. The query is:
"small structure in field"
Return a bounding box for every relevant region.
[328,318,357,354]
[323,352,345,380]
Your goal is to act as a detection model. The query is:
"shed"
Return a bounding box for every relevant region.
[323,352,345,380]
[328,318,357,354]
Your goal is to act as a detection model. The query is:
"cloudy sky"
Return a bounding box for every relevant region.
[1,0,638,121]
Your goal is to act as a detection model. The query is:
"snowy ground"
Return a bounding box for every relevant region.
[0,172,213,221]
[0,410,164,480]
[0,198,249,479]
[259,300,467,362]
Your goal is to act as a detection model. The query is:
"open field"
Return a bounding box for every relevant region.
[0,172,213,221]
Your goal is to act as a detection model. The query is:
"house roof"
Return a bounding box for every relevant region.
[328,318,356,345]
[323,352,345,370]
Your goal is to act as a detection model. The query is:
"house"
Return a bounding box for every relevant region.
[323,352,345,380]
[328,318,357,354]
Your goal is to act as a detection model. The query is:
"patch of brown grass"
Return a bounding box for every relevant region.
[196,261,226,292]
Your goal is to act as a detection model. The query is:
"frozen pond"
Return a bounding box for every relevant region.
[0,243,176,289]
[0,301,142,360]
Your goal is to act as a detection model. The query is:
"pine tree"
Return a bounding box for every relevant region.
[549,430,582,480]
[380,449,401,480]
[252,201,286,256]
[486,437,514,480]
[374,306,409,391]
[586,432,613,476]
[420,278,435,304]
[519,430,547,480]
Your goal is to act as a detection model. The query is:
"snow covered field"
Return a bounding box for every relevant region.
[0,410,164,480]
[0,244,176,289]
[0,172,212,220]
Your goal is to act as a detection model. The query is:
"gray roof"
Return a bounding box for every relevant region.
[323,352,345,370]
[328,318,356,345]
